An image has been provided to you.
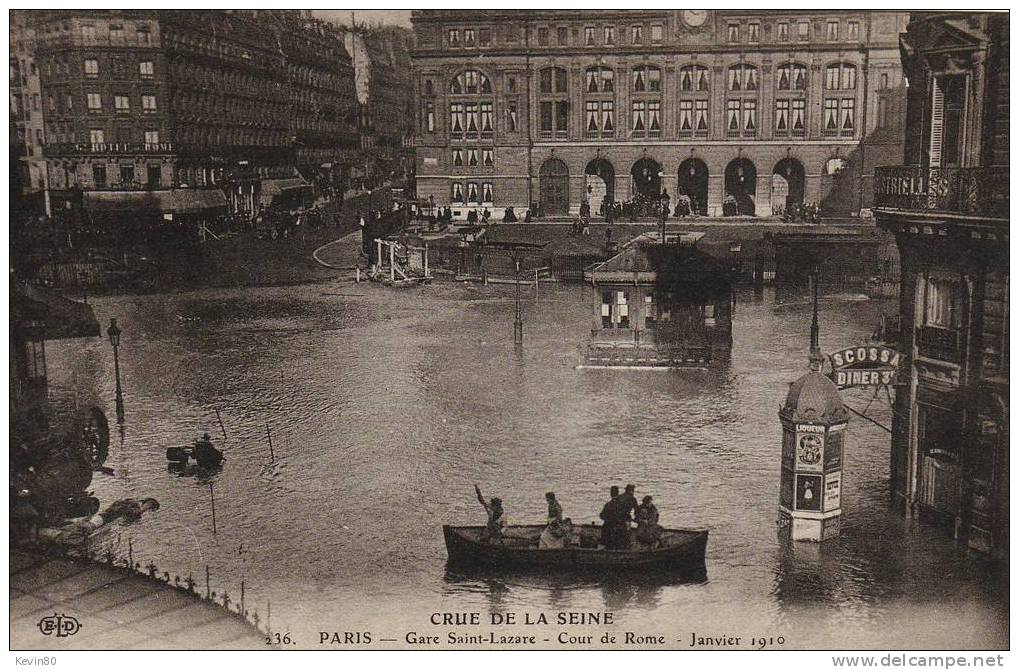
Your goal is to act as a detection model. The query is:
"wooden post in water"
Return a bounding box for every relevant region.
[215,409,227,441]
[206,565,211,599]
[241,580,245,617]
[266,423,276,463]
[128,537,133,569]
[209,483,217,535]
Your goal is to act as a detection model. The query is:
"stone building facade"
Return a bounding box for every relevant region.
[411,10,909,218]
[874,13,1008,558]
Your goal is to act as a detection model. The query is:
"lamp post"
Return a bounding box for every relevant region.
[512,251,524,346]
[729,243,742,313]
[107,318,124,423]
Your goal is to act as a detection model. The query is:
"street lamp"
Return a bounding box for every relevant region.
[512,251,524,346]
[729,243,742,313]
[107,318,124,423]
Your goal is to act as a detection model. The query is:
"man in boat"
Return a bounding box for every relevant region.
[539,492,568,549]
[635,495,663,549]
[619,484,639,524]
[599,486,631,550]
[475,484,506,543]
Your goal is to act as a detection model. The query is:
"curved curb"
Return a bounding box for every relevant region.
[312,230,361,270]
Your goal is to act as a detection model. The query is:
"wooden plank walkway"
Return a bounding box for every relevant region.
[10,551,266,650]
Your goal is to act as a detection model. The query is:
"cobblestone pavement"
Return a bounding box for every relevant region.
[10,550,266,650]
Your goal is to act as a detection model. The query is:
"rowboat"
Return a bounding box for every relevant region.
[443,524,707,571]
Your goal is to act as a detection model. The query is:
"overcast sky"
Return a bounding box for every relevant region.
[314,10,412,28]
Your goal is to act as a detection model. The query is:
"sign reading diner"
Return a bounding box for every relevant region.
[828,345,900,387]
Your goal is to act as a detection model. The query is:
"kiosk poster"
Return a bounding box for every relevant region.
[7,6,1009,665]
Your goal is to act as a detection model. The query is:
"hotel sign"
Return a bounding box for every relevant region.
[46,142,174,156]
[828,345,900,387]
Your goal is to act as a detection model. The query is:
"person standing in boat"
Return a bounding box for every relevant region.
[475,484,506,543]
[599,486,631,549]
[619,484,639,524]
[635,495,663,549]
[539,492,567,549]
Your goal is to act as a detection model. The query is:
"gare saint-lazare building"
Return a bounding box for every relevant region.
[410,10,909,219]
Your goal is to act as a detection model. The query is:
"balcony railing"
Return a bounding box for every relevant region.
[916,325,961,363]
[874,165,1009,219]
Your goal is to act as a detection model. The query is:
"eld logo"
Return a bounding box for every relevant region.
[38,613,81,638]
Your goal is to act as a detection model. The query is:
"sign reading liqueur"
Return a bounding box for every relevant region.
[828,345,900,387]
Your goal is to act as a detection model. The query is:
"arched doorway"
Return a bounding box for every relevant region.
[677,158,709,216]
[539,158,570,216]
[772,157,805,214]
[724,158,757,216]
[630,158,662,200]
[585,158,615,215]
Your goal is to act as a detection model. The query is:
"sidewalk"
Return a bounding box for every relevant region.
[10,550,266,650]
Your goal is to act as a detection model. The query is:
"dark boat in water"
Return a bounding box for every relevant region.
[443,524,708,571]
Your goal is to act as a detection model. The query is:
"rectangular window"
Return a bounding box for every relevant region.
[480,102,493,135]
[877,97,888,130]
[467,149,478,167]
[631,25,643,44]
[539,101,553,135]
[778,22,789,41]
[507,101,518,132]
[147,164,161,187]
[644,293,656,328]
[601,100,614,135]
[924,277,959,329]
[93,163,106,187]
[482,182,493,204]
[537,27,549,46]
[586,100,600,136]
[482,149,494,167]
[479,27,491,46]
[90,128,105,144]
[727,99,741,136]
[728,24,740,42]
[823,98,840,136]
[631,100,646,136]
[66,95,73,111]
[82,24,96,42]
[839,98,855,135]
[139,60,154,79]
[585,27,596,45]
[848,21,859,40]
[110,26,124,45]
[651,24,663,42]
[748,22,760,43]
[743,100,757,135]
[141,94,156,113]
[464,29,475,46]
[555,100,569,134]
[679,100,694,137]
[448,29,460,46]
[114,94,130,113]
[451,182,464,203]
[426,102,435,132]
[465,102,479,136]
[467,182,479,204]
[25,340,46,380]
[604,26,615,45]
[827,21,839,41]
[791,99,805,136]
[880,72,889,89]
[87,92,102,111]
[85,58,99,78]
[144,130,159,144]
[450,102,464,136]
[648,101,661,137]
[798,21,809,41]
[695,100,708,136]
[452,149,464,167]
[775,99,790,134]
[556,26,568,45]
[137,27,151,46]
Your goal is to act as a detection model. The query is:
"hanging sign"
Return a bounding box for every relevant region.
[829,345,900,387]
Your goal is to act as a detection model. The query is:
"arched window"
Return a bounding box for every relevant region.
[727,64,758,92]
[585,66,614,93]
[538,67,569,139]
[825,62,857,90]
[631,64,661,92]
[449,69,495,140]
[679,65,709,92]
[776,62,807,91]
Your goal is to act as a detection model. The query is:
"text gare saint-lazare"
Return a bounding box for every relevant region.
[317,612,787,648]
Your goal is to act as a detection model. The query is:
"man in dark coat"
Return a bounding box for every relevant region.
[599,486,632,549]
[618,484,639,522]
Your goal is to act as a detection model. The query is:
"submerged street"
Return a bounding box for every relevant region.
[45,278,1007,650]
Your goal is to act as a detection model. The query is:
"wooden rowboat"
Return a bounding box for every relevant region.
[443,524,707,572]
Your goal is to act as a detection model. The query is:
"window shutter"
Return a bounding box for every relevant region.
[929,78,945,168]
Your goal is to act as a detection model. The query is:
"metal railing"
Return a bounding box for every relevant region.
[874,165,1009,218]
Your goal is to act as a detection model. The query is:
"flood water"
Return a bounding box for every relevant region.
[46,278,1007,650]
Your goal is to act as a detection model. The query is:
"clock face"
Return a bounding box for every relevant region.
[682,10,709,28]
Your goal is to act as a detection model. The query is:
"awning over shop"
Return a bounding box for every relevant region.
[83,189,228,214]
[259,177,312,207]
[12,282,100,340]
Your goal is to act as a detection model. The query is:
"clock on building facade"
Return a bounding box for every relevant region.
[681,10,709,28]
